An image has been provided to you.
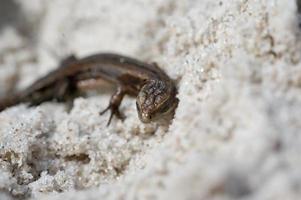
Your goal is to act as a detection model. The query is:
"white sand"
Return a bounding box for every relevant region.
[0,0,301,199]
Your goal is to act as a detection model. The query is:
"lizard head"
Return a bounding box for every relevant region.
[136,79,178,123]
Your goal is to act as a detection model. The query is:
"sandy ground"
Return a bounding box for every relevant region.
[0,0,301,199]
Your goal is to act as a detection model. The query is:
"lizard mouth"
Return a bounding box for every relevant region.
[136,102,151,123]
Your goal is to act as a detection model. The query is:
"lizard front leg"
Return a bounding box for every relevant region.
[100,85,126,126]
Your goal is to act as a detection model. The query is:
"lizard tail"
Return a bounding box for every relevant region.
[0,94,23,112]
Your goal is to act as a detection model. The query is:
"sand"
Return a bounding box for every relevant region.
[0,0,301,199]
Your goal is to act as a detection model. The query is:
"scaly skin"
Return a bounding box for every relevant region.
[0,53,178,125]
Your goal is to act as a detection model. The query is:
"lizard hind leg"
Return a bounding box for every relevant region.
[53,78,79,112]
[54,79,73,102]
[27,78,77,110]
[26,88,56,108]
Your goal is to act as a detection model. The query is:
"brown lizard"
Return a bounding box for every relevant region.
[0,53,178,125]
